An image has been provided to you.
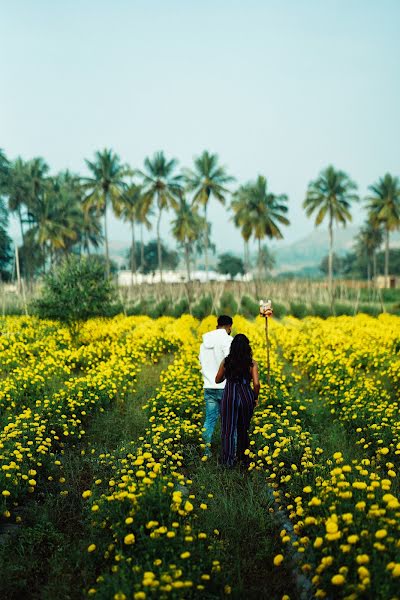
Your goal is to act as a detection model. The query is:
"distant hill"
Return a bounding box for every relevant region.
[272,226,400,274]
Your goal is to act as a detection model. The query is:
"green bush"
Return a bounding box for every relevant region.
[171,297,190,318]
[192,294,213,320]
[333,302,354,316]
[272,302,288,319]
[357,303,381,317]
[239,295,259,319]
[311,303,331,319]
[218,291,238,316]
[33,256,119,334]
[289,302,307,319]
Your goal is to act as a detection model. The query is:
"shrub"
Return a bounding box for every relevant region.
[192,295,213,320]
[289,302,307,319]
[272,302,288,319]
[239,295,259,319]
[33,256,119,336]
[357,303,381,317]
[311,303,331,319]
[218,292,238,316]
[333,303,354,316]
[171,297,190,318]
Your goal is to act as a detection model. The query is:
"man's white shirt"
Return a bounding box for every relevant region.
[199,329,232,389]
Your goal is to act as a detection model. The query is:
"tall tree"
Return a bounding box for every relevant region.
[303,165,358,293]
[367,174,400,284]
[138,151,182,282]
[0,149,10,191]
[83,149,128,278]
[231,184,254,272]
[239,176,289,277]
[185,151,234,280]
[135,192,153,273]
[171,196,205,281]
[0,196,12,280]
[116,183,143,285]
[6,158,31,244]
[354,220,383,283]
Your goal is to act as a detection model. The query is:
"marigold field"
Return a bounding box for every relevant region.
[0,313,399,600]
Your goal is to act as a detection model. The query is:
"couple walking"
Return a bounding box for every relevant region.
[199,315,260,467]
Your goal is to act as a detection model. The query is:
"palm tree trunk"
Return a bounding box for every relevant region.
[328,217,333,298]
[384,226,389,286]
[18,206,25,246]
[140,224,144,272]
[243,239,248,273]
[184,242,191,282]
[204,204,209,282]
[104,191,110,279]
[373,250,377,284]
[257,238,262,279]
[130,217,137,287]
[157,198,163,282]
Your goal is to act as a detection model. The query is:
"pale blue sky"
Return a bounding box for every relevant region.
[1,0,399,254]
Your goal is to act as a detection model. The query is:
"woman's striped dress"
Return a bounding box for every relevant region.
[220,375,255,467]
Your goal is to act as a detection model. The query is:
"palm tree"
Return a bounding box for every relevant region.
[83,149,128,277]
[231,184,254,273]
[241,176,289,277]
[0,149,9,189]
[136,193,153,273]
[27,172,88,269]
[116,183,143,285]
[171,196,205,281]
[303,165,358,293]
[354,220,383,283]
[138,151,183,281]
[367,174,400,284]
[185,151,234,280]
[6,157,31,244]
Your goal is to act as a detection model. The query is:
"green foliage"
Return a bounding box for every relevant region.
[289,301,307,319]
[272,301,287,319]
[217,253,244,279]
[192,294,213,319]
[357,303,381,317]
[0,197,12,278]
[239,295,259,319]
[171,297,190,318]
[311,303,331,319]
[33,256,119,330]
[218,291,238,316]
[131,240,179,274]
[333,302,354,316]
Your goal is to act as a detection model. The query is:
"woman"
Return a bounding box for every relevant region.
[215,334,260,467]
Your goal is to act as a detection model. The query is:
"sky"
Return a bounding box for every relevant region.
[1,0,400,255]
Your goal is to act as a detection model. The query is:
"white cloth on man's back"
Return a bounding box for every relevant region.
[199,329,232,389]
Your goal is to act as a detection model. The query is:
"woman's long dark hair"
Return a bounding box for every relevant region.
[225,334,253,381]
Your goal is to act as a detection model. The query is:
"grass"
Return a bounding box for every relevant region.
[0,357,171,600]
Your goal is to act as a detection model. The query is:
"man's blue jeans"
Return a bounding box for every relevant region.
[203,388,224,453]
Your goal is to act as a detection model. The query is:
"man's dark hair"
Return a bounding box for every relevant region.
[217,315,233,327]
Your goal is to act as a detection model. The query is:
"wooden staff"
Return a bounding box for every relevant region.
[259,299,273,386]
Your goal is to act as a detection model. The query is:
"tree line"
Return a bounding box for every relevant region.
[0,147,399,287]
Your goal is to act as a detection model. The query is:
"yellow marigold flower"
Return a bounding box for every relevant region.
[375,529,387,539]
[2,490,10,497]
[180,551,190,559]
[124,533,135,545]
[82,490,92,499]
[331,574,345,585]
[134,593,146,600]
[87,544,96,552]
[184,501,193,512]
[200,503,207,510]
[273,554,284,566]
[392,564,400,578]
[356,554,370,565]
[314,537,323,549]
[224,585,232,594]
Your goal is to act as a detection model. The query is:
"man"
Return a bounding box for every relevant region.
[199,315,233,456]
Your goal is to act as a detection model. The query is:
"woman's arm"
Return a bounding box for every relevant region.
[250,360,260,404]
[215,359,226,384]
